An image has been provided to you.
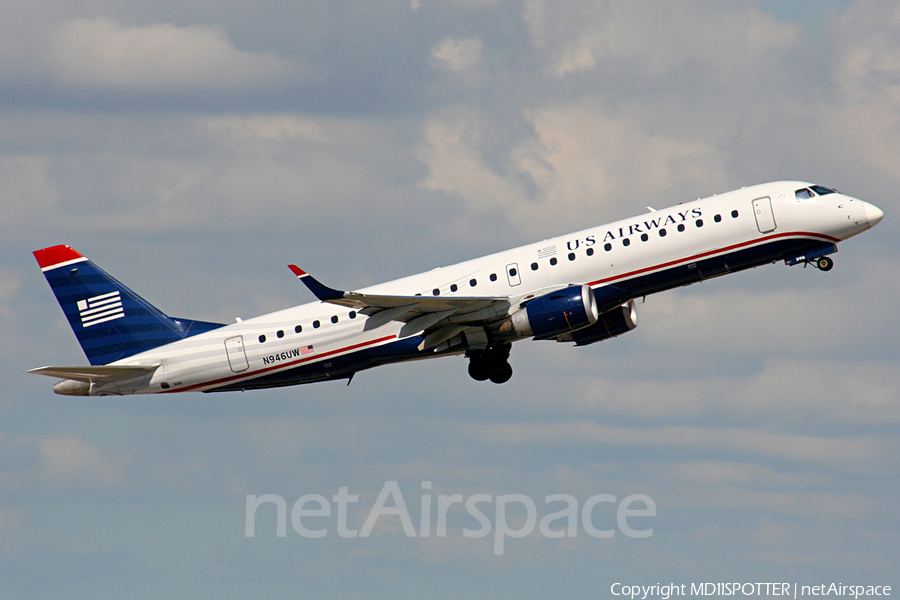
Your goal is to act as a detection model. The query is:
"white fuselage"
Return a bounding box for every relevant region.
[91,181,881,395]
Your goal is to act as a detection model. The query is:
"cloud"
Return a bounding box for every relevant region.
[9,17,297,93]
[419,109,526,222]
[431,37,484,73]
[0,155,60,230]
[418,103,726,238]
[823,2,900,181]
[519,104,725,210]
[523,0,797,77]
[466,422,883,467]
[37,435,121,487]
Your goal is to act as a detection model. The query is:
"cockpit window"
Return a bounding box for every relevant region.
[795,188,814,200]
[810,185,838,195]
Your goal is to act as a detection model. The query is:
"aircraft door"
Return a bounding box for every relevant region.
[752,196,777,233]
[224,335,249,372]
[506,263,521,287]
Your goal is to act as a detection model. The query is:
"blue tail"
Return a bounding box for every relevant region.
[34,245,225,366]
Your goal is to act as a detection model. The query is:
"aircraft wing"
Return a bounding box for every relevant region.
[288,265,512,329]
[28,364,160,383]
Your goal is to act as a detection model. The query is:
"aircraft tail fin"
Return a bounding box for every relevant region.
[34,245,225,365]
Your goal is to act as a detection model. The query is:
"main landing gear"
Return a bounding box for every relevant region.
[467,343,513,384]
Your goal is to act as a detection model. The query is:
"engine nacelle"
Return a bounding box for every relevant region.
[564,300,638,346]
[500,285,599,339]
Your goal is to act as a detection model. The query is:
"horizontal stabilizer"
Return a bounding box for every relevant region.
[28,364,160,383]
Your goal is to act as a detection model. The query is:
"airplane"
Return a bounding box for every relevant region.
[30,181,883,396]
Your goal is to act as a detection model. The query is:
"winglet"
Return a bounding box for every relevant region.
[288,265,346,302]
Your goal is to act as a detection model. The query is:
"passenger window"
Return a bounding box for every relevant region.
[550,257,558,266]
[696,219,703,227]
[259,335,266,343]
[470,279,477,287]
[604,243,612,251]
[531,262,538,271]
[509,268,517,277]
[277,330,284,338]
[677,224,685,232]
[331,315,338,324]
[294,325,302,333]
[714,214,722,223]
[731,210,739,218]
[490,273,497,282]
[659,229,667,237]
[568,252,576,261]
[640,233,648,242]
[349,311,356,319]
[432,288,440,296]
[450,284,458,292]
[313,320,320,328]
[586,248,594,256]
[623,238,631,247]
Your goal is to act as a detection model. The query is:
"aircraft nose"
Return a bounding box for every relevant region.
[864,202,884,228]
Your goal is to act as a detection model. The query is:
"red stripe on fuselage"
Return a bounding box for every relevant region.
[163,334,398,393]
[587,231,839,287]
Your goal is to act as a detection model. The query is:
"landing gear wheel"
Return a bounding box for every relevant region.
[468,360,491,381]
[466,343,513,383]
[489,362,513,384]
[816,256,834,271]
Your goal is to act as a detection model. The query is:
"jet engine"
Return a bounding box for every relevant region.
[500,285,599,339]
[564,300,638,345]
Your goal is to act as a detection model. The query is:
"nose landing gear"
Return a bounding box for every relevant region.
[784,250,837,271]
[814,256,834,271]
[467,343,513,384]
[785,244,838,271]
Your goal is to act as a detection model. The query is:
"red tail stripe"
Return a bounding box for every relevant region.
[33,245,85,269]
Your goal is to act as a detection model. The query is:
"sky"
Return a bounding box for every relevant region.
[1,0,898,598]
